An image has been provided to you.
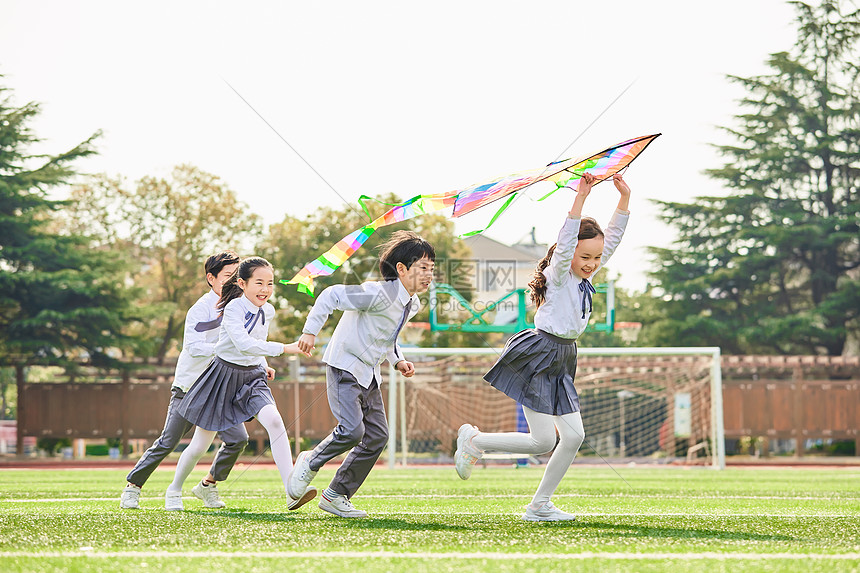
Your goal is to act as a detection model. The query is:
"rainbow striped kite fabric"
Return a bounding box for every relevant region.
[285,192,457,295]
[284,133,660,295]
[451,133,661,226]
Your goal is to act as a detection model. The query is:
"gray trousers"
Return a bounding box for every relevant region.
[307,366,389,498]
[126,387,249,487]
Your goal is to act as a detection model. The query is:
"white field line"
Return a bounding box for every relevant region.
[0,501,855,518]
[1,493,856,503]
[0,550,858,561]
[346,493,860,501]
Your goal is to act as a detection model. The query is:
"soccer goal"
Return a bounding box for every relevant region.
[386,347,725,470]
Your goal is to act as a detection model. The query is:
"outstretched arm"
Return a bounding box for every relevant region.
[222,303,286,357]
[301,283,383,337]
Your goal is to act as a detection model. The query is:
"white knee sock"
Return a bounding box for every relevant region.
[471,406,557,454]
[531,412,584,507]
[256,404,293,493]
[167,427,216,493]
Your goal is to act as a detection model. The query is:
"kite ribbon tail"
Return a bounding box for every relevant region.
[459,193,519,238]
[281,224,379,297]
[282,269,317,297]
[357,194,419,220]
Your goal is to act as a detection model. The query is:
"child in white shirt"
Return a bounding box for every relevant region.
[455,173,633,522]
[121,251,247,511]
[173,256,315,510]
[287,231,435,518]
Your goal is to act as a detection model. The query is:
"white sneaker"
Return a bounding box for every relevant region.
[165,490,184,511]
[287,486,318,511]
[455,423,482,480]
[120,485,140,509]
[287,451,318,499]
[522,501,577,522]
[192,481,226,509]
[318,493,367,518]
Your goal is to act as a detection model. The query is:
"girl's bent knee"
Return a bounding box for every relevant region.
[557,428,584,451]
[532,435,557,454]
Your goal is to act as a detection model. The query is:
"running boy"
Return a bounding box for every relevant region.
[287,231,435,517]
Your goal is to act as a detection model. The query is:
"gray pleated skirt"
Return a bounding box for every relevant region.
[483,329,580,415]
[176,357,276,432]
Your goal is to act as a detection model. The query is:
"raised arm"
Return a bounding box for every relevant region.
[613,173,631,212]
[567,172,597,218]
[546,173,597,284]
[600,174,633,265]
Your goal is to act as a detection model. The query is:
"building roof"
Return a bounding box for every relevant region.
[463,232,547,263]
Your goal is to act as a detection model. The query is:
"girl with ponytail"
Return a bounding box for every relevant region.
[455,172,634,522]
[173,257,317,511]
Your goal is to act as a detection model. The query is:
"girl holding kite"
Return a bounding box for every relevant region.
[454,172,633,522]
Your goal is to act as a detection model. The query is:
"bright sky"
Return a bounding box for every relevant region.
[1,1,798,291]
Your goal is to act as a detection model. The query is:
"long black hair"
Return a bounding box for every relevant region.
[217,256,273,311]
[528,217,604,308]
[377,231,436,280]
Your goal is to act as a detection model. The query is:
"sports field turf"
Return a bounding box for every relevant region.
[0,464,858,572]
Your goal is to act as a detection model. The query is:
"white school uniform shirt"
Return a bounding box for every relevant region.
[533,209,629,340]
[302,279,420,389]
[172,290,223,392]
[214,296,284,367]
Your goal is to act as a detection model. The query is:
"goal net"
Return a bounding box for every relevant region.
[387,347,724,469]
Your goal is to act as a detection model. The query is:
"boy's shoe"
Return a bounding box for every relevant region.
[318,493,367,518]
[165,490,184,511]
[454,423,482,480]
[192,481,226,509]
[120,485,140,509]
[287,486,318,511]
[522,501,577,522]
[287,451,318,499]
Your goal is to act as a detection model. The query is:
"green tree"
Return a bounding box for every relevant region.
[0,83,136,368]
[62,166,263,363]
[646,1,860,355]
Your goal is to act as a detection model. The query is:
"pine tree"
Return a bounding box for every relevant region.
[647,1,860,355]
[0,83,135,367]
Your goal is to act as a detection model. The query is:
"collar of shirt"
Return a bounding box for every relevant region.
[237,295,270,332]
[238,295,262,315]
[394,279,415,308]
[203,289,218,308]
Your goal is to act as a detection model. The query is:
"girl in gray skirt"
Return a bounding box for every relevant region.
[454,172,633,522]
[172,257,316,510]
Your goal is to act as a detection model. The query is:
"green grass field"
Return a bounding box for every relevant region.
[0,464,858,572]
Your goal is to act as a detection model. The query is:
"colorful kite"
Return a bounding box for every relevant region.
[284,133,660,295]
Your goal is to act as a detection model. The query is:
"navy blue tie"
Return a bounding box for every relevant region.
[393,300,413,360]
[194,316,222,332]
[578,278,595,319]
[244,309,265,333]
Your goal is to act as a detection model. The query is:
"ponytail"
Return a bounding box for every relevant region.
[528,245,556,308]
[528,217,604,309]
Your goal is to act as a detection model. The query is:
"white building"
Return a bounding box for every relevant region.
[447,228,547,326]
